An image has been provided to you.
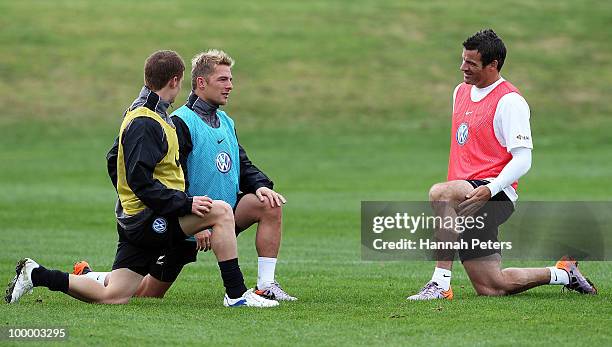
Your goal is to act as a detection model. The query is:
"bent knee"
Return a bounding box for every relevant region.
[211,200,234,219]
[429,182,467,202]
[259,196,282,217]
[429,183,450,201]
[212,200,233,213]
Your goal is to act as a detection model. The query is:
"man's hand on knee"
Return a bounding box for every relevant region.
[457,186,491,216]
[191,196,213,217]
[255,187,286,208]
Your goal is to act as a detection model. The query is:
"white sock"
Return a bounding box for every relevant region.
[85,271,109,286]
[431,267,452,290]
[257,257,277,289]
[547,267,569,285]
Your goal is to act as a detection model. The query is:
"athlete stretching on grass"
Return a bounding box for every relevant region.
[407,29,597,300]
[5,50,278,307]
[74,49,296,301]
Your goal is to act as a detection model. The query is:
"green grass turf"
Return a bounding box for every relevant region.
[1,0,611,346]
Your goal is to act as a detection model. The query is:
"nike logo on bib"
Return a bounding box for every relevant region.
[217,138,225,144]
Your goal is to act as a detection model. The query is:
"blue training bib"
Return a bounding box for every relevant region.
[172,106,240,243]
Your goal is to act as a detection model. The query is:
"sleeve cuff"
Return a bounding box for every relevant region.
[249,181,273,193]
[485,182,502,197]
[181,196,193,216]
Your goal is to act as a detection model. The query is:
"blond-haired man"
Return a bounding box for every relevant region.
[171,49,295,301]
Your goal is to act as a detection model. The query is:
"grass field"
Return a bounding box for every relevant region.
[0,1,611,346]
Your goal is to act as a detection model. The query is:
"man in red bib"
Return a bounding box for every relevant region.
[407,29,597,300]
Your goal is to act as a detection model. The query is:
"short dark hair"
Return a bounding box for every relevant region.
[144,50,185,90]
[463,29,506,71]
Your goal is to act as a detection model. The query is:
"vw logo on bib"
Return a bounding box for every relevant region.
[456,122,469,145]
[216,152,232,173]
[152,217,167,234]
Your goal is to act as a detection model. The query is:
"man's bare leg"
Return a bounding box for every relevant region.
[67,268,143,304]
[233,193,296,300]
[6,258,143,305]
[429,180,475,270]
[462,254,550,295]
[180,200,238,261]
[407,180,474,300]
[234,194,282,258]
[463,254,598,296]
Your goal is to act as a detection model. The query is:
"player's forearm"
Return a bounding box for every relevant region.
[133,181,192,217]
[486,147,532,196]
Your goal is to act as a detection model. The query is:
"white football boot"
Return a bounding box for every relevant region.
[5,258,39,304]
[255,281,298,301]
[223,288,279,307]
[407,281,454,301]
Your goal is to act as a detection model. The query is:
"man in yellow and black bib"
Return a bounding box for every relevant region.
[6,51,278,307]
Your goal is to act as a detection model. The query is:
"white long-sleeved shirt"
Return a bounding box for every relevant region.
[453,77,533,201]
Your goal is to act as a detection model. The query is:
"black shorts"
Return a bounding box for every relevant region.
[148,239,198,282]
[138,192,250,282]
[112,214,188,277]
[458,179,515,262]
[234,192,247,235]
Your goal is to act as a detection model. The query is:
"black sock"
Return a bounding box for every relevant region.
[218,258,247,299]
[31,265,69,293]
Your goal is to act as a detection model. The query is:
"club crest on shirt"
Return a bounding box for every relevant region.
[152,217,167,234]
[216,152,232,173]
[456,122,469,145]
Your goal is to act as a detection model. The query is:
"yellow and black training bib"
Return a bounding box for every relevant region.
[116,107,185,215]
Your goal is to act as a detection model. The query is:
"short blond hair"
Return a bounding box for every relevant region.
[191,49,235,90]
